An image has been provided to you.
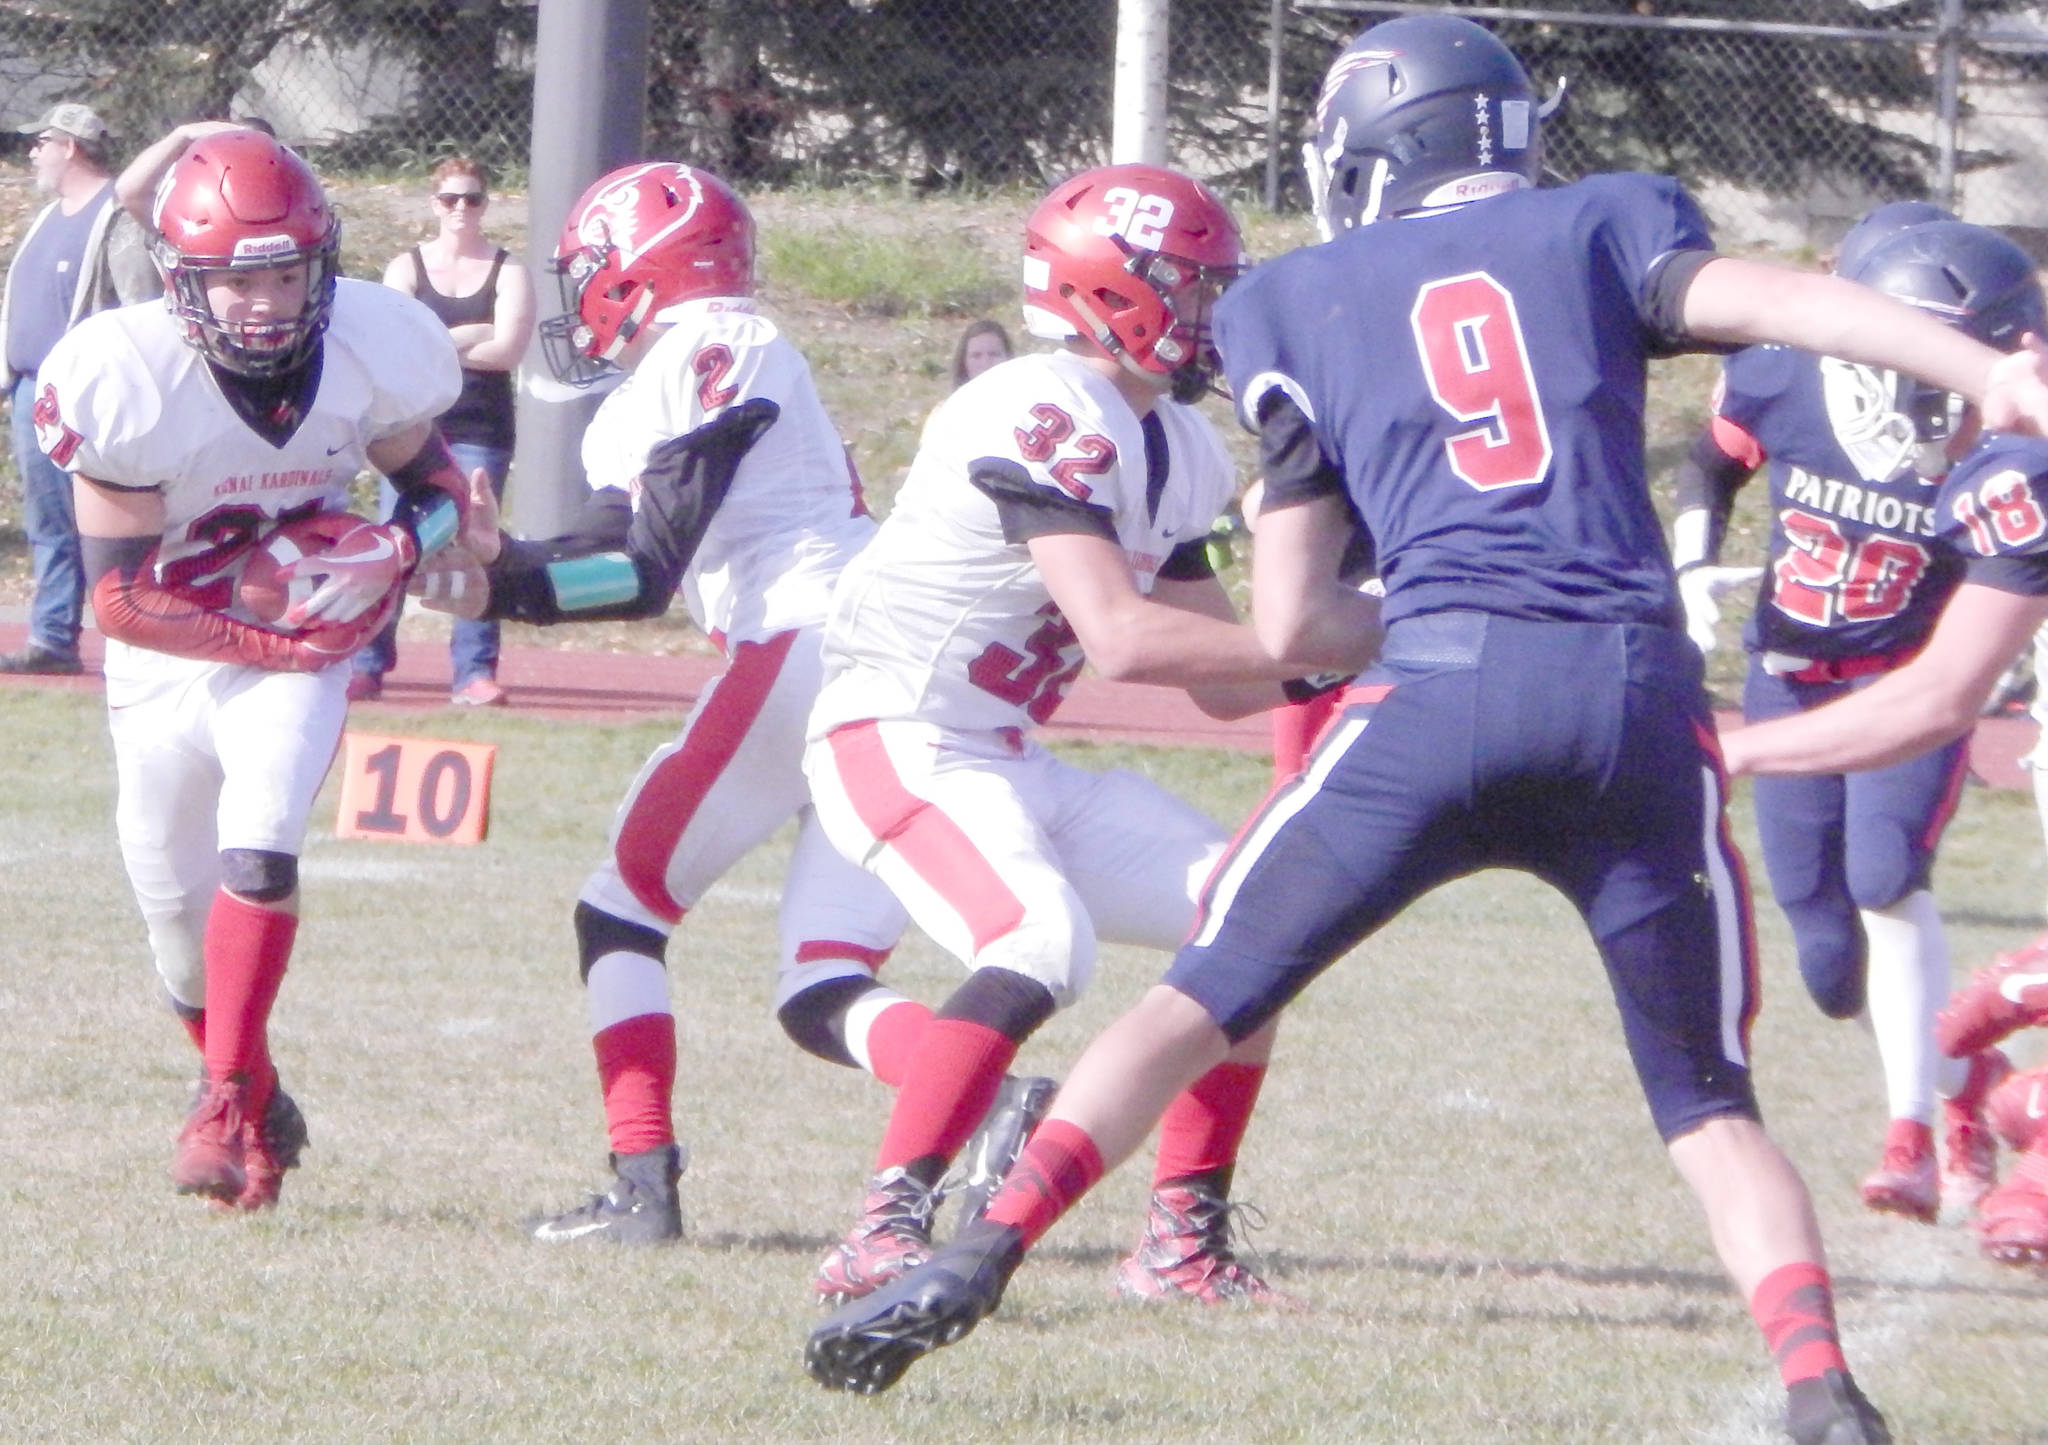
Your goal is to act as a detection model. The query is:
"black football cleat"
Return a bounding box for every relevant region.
[944,1074,1057,1234]
[806,1220,1024,1394]
[527,1144,684,1245]
[1786,1370,1891,1445]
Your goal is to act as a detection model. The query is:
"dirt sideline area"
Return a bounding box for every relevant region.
[3,620,2036,790]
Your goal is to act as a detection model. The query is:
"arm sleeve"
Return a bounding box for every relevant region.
[481,397,781,625]
[1254,388,1346,510]
[967,458,1117,544]
[1670,426,1755,569]
[1641,248,1733,358]
[87,535,328,671]
[478,489,665,624]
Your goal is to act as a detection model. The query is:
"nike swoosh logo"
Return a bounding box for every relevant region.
[534,1220,611,1242]
[1998,971,2048,1003]
[346,535,397,565]
[326,443,348,455]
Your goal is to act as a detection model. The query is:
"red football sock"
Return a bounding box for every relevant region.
[875,1017,1016,1173]
[984,1119,1105,1246]
[1750,1262,1848,1386]
[201,890,295,1114]
[861,997,934,1088]
[593,1013,678,1156]
[1153,1060,1267,1189]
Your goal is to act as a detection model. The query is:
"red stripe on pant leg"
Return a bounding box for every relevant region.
[614,630,798,924]
[202,889,296,1113]
[593,1013,677,1156]
[875,1017,1017,1171]
[827,722,1025,952]
[1153,1061,1267,1184]
[1919,743,1971,853]
[793,939,893,970]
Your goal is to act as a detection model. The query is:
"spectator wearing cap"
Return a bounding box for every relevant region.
[1,103,157,674]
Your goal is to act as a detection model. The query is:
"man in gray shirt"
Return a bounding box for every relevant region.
[1,103,157,673]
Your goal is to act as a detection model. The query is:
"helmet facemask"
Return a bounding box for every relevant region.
[539,241,639,388]
[1069,233,1243,403]
[158,227,339,379]
[1819,356,1958,482]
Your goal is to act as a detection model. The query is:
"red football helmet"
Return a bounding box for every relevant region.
[541,161,755,386]
[150,130,340,377]
[1022,164,1248,402]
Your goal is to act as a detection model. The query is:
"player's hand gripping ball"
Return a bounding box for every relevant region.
[237,512,369,628]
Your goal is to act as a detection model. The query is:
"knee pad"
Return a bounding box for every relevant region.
[973,912,1098,1006]
[1795,929,1867,1019]
[1775,890,1866,1018]
[937,966,1056,1044]
[574,901,668,983]
[1844,829,1930,913]
[219,848,297,903]
[776,974,879,1069]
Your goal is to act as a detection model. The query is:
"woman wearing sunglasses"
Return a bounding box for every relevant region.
[351,155,536,706]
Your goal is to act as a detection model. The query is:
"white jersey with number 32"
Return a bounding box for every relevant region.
[580,297,874,647]
[812,349,1234,735]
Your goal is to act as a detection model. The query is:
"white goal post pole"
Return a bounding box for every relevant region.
[1113,0,1171,166]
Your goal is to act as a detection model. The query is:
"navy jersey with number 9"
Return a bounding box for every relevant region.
[1217,173,1714,629]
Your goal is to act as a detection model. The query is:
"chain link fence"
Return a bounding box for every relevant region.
[1,2,2045,248]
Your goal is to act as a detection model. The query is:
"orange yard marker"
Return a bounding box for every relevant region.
[334,732,496,844]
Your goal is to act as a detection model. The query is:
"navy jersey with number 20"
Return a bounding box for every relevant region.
[1217,173,1712,630]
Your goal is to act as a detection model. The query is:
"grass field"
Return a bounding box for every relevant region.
[2,687,2046,1443]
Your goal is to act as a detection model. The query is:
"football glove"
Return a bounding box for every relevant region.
[1676,564,1762,655]
[280,521,418,628]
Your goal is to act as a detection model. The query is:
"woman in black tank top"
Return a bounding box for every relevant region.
[350,155,536,707]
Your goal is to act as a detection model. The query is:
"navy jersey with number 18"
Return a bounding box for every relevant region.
[1216,172,1713,630]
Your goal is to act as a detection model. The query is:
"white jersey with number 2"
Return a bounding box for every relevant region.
[580,296,874,648]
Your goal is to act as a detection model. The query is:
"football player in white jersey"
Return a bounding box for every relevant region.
[33,128,470,1210]
[801,164,1371,1306]
[417,162,933,1244]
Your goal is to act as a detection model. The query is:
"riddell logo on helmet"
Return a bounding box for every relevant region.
[580,164,704,265]
[233,234,300,261]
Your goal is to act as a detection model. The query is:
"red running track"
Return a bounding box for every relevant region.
[4,623,2035,790]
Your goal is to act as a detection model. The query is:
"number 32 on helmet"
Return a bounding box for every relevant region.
[1022,163,1248,404]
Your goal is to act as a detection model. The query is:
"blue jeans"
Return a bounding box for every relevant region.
[353,440,510,687]
[10,373,83,660]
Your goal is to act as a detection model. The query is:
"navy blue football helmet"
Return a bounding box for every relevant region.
[1845,219,2044,351]
[1828,220,2046,473]
[1305,15,1545,238]
[1832,200,1953,278]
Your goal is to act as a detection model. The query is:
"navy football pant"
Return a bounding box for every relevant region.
[1742,661,1967,1019]
[1164,612,1761,1143]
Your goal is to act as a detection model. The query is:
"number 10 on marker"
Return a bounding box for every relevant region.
[334,732,497,845]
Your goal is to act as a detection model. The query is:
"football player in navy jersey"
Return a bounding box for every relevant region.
[1722,427,2048,1272]
[805,16,2048,1438]
[1670,220,2042,1229]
